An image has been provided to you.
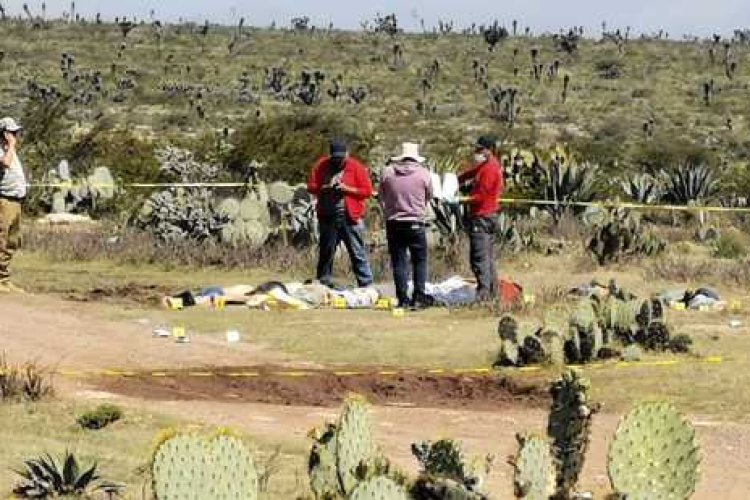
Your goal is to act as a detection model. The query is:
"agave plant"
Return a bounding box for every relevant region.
[661,163,718,204]
[533,160,598,222]
[621,173,661,204]
[430,199,465,241]
[13,451,123,498]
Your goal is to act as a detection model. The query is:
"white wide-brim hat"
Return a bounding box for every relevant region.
[390,142,425,163]
[0,117,22,132]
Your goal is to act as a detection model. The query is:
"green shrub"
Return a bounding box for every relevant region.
[77,404,123,430]
[713,231,748,259]
[228,111,376,183]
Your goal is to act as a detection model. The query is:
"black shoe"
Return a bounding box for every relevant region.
[397,298,412,308]
[410,294,435,311]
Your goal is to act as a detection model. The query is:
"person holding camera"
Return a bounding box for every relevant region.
[307,139,374,288]
[0,117,27,293]
[458,135,504,303]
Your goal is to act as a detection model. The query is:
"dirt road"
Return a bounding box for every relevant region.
[3,293,749,498]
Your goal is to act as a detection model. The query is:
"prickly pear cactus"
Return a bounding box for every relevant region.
[519,335,546,365]
[513,434,556,500]
[412,477,485,499]
[498,339,520,366]
[547,369,593,498]
[308,424,341,499]
[336,395,378,495]
[635,321,672,351]
[217,197,241,219]
[239,197,270,224]
[540,329,564,366]
[349,476,409,500]
[498,315,519,342]
[152,432,258,500]
[608,401,700,500]
[569,300,597,332]
[153,434,212,500]
[268,181,295,205]
[87,166,115,200]
[210,434,259,499]
[578,326,601,362]
[564,328,582,364]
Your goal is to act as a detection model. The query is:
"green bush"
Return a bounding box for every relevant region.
[228,111,376,183]
[713,231,748,259]
[77,404,123,430]
[68,128,161,185]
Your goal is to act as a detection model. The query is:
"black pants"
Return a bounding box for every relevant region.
[468,216,498,301]
[386,220,428,306]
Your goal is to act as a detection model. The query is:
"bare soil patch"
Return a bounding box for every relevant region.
[64,282,170,306]
[98,366,548,410]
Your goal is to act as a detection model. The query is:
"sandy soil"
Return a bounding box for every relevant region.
[0,294,296,370]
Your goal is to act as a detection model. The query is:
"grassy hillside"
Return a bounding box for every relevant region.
[3,19,750,185]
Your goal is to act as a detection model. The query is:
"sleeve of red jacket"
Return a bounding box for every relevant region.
[307,158,326,196]
[351,159,373,200]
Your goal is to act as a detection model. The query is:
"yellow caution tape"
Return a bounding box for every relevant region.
[27,181,750,214]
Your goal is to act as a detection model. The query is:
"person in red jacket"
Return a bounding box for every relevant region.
[308,139,374,288]
[458,135,504,302]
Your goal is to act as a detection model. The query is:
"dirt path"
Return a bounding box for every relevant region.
[0,294,296,370]
[5,293,750,498]
[80,392,750,499]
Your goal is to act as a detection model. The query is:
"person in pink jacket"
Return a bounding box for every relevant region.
[379,143,433,309]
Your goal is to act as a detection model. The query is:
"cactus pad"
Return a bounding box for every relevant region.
[268,181,295,205]
[519,335,545,365]
[498,315,519,342]
[239,197,269,223]
[217,197,241,219]
[540,329,564,366]
[548,369,592,498]
[498,339,520,366]
[349,476,409,500]
[308,424,341,498]
[569,300,597,332]
[336,395,378,494]
[513,434,556,500]
[608,401,700,500]
[152,432,258,500]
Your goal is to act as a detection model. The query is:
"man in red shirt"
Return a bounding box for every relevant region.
[458,135,504,302]
[308,139,374,288]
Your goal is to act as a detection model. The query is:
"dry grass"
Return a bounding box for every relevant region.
[0,355,54,403]
[0,399,309,498]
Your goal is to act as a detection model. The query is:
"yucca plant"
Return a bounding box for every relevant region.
[12,451,123,498]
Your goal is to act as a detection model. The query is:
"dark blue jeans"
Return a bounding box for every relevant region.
[386,220,428,307]
[317,218,373,287]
